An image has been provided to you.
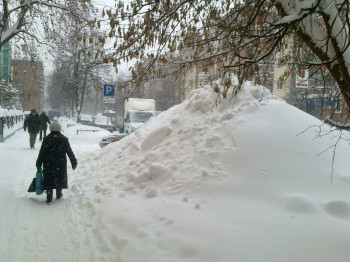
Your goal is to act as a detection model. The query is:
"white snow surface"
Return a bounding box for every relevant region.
[1,81,350,262]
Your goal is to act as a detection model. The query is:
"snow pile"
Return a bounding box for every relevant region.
[73,80,277,200]
[67,79,350,262]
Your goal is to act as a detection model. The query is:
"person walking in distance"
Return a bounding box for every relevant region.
[36,119,77,204]
[39,111,51,141]
[23,109,41,149]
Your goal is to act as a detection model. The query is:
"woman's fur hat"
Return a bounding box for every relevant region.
[49,120,61,132]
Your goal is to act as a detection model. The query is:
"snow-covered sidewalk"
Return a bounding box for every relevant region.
[0,124,111,261]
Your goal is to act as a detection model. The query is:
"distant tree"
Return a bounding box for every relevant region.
[44,1,114,118]
[47,43,113,117]
[97,0,350,110]
[47,62,68,110]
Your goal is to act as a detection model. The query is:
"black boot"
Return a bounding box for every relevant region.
[56,188,63,199]
[46,190,53,204]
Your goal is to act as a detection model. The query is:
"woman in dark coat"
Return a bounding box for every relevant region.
[36,120,77,204]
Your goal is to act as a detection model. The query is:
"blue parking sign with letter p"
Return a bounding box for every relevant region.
[103,84,115,96]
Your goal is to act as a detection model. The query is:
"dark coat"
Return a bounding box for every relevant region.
[23,113,41,134]
[39,112,51,130]
[36,131,77,190]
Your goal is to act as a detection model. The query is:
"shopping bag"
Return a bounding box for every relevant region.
[27,178,36,192]
[35,169,44,195]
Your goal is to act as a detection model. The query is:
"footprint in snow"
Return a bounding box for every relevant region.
[323,200,350,220]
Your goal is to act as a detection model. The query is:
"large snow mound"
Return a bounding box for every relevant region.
[69,79,350,262]
[74,80,279,198]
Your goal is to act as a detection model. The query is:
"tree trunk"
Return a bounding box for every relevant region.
[78,69,89,118]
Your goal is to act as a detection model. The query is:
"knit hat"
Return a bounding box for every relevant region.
[49,121,61,132]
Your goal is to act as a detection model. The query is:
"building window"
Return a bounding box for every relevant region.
[16,78,24,85]
[277,80,283,90]
[335,98,342,113]
[277,58,283,68]
[189,80,193,87]
[14,63,23,71]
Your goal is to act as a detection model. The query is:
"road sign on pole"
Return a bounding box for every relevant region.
[103,96,116,104]
[103,84,115,96]
[295,68,309,89]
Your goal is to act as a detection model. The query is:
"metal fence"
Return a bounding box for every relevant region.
[0,117,3,142]
[76,127,104,135]
[0,115,25,142]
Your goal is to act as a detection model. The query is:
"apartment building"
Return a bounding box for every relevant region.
[12,60,44,112]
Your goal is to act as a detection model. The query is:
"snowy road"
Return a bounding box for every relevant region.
[0,127,109,262]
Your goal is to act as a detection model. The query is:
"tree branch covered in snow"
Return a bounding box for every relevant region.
[0,82,22,109]
[0,0,94,50]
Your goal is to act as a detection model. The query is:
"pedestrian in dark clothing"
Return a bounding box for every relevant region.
[39,111,51,141]
[36,120,78,204]
[23,109,41,149]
